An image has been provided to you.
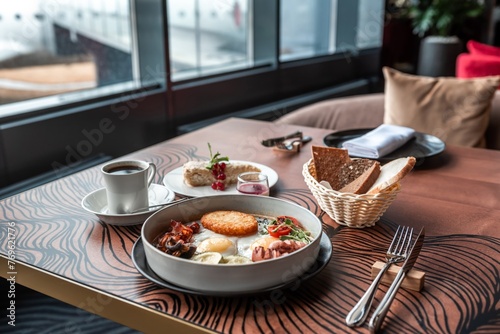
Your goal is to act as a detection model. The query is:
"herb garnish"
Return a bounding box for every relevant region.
[206,143,229,191]
[205,143,229,170]
[265,217,312,244]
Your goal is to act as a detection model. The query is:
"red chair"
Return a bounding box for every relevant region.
[456,40,500,81]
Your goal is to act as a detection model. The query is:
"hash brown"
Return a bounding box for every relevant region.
[201,210,258,236]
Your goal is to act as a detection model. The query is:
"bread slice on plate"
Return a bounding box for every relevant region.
[366,157,416,194]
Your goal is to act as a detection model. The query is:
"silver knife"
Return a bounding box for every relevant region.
[368,227,425,333]
[261,131,303,147]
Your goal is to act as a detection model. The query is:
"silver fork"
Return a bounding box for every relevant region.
[345,226,414,327]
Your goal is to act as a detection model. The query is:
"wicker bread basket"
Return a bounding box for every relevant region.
[302,159,400,228]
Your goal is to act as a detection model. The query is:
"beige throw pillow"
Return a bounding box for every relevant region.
[383,67,500,148]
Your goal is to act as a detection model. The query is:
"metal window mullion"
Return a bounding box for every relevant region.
[194,0,201,76]
[163,0,176,122]
[134,0,166,87]
[313,0,332,56]
[253,0,278,69]
[247,0,255,67]
[130,0,141,85]
[329,0,338,53]
[275,0,281,66]
[335,0,360,57]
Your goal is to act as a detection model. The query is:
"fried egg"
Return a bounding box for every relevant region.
[190,214,305,261]
[193,224,271,259]
[196,237,236,257]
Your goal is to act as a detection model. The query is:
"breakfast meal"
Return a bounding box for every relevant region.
[311,146,415,194]
[154,211,313,264]
[183,143,260,190]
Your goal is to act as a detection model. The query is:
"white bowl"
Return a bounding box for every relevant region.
[141,195,322,294]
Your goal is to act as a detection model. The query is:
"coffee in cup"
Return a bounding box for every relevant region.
[101,160,156,214]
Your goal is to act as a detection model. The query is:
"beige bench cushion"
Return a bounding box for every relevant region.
[383,67,500,148]
[274,94,384,131]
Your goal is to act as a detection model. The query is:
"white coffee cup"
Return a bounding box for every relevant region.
[101,160,157,214]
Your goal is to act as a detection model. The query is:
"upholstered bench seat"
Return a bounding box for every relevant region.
[276,67,500,151]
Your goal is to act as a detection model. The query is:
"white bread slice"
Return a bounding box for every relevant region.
[366,157,416,194]
[339,161,381,194]
[183,161,260,187]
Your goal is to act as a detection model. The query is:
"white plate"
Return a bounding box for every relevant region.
[81,184,175,226]
[162,161,279,197]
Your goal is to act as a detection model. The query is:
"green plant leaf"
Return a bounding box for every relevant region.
[407,0,484,37]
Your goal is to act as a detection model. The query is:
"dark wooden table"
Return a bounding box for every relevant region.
[1,118,499,333]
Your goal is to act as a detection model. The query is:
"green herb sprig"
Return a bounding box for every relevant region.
[205,143,229,170]
[265,217,312,244]
[278,218,312,244]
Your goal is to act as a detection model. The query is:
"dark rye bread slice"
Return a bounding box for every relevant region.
[311,146,380,193]
[311,146,350,189]
[339,160,381,194]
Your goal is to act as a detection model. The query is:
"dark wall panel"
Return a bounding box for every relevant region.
[0,90,170,187]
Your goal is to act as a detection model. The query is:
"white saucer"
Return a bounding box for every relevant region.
[81,184,175,226]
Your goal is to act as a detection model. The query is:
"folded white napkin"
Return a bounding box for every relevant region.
[342,124,415,158]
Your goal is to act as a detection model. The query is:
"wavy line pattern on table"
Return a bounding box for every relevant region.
[1,143,499,333]
[333,226,500,334]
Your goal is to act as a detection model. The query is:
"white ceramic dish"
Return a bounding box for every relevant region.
[132,233,331,296]
[141,195,322,294]
[162,161,278,197]
[81,184,175,226]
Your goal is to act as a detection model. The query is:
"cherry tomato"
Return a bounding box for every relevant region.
[267,224,291,238]
[277,215,300,227]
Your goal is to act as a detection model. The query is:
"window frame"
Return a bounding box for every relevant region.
[0,0,171,188]
[0,0,383,189]
[0,0,167,124]
[168,0,383,125]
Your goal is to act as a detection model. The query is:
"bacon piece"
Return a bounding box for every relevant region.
[186,221,200,234]
[170,220,195,242]
[155,220,200,257]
